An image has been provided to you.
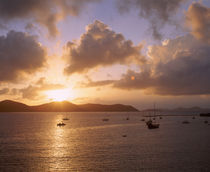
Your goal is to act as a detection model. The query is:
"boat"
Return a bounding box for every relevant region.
[63,113,69,120]
[141,118,145,121]
[182,120,190,124]
[102,118,109,122]
[146,103,160,129]
[57,122,66,126]
[200,113,210,117]
[146,120,160,129]
[62,118,69,120]
[126,117,130,120]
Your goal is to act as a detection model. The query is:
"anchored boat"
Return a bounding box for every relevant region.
[146,103,160,129]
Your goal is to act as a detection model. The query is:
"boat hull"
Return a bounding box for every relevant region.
[146,120,159,129]
[147,123,159,129]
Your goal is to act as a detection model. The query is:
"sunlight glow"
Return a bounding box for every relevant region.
[45,89,73,102]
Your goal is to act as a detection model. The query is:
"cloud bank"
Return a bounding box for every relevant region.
[113,34,210,95]
[64,20,145,75]
[0,0,100,37]
[117,0,186,39]
[0,88,9,95]
[0,31,46,82]
[9,77,65,100]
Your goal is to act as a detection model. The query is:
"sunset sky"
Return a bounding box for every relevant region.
[0,0,210,109]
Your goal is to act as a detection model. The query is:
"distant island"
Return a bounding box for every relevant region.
[0,100,139,112]
[142,106,210,113]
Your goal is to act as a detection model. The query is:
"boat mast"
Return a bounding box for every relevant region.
[154,102,156,117]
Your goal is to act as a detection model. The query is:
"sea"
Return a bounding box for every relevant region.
[0,112,210,171]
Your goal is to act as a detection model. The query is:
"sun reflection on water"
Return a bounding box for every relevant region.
[49,115,70,170]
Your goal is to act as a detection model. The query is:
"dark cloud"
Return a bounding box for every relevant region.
[64,20,145,75]
[186,2,210,44]
[0,88,9,95]
[25,23,39,32]
[117,0,186,39]
[0,23,8,30]
[114,69,153,90]
[0,30,46,82]
[19,85,41,100]
[114,34,210,95]
[0,0,101,37]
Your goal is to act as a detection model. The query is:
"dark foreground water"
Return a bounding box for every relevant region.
[0,112,210,171]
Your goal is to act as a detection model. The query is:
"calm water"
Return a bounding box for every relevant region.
[0,112,210,171]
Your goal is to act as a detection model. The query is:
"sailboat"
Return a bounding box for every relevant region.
[146,120,159,129]
[146,103,160,129]
[62,117,69,120]
[62,112,69,120]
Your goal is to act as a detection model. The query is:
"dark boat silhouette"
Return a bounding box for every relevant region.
[62,118,69,120]
[200,113,210,117]
[182,120,190,124]
[62,112,70,120]
[57,122,66,126]
[146,103,160,129]
[102,118,109,122]
[146,120,159,129]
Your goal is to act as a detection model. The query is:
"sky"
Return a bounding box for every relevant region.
[0,0,210,109]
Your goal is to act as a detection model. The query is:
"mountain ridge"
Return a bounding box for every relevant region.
[0,100,139,112]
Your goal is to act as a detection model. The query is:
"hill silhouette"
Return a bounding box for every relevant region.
[0,100,31,112]
[30,101,81,112]
[79,103,138,112]
[0,100,139,112]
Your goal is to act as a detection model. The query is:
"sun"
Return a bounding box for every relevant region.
[45,89,71,102]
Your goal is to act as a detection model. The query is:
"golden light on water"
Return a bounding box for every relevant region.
[50,115,68,169]
[45,89,75,101]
